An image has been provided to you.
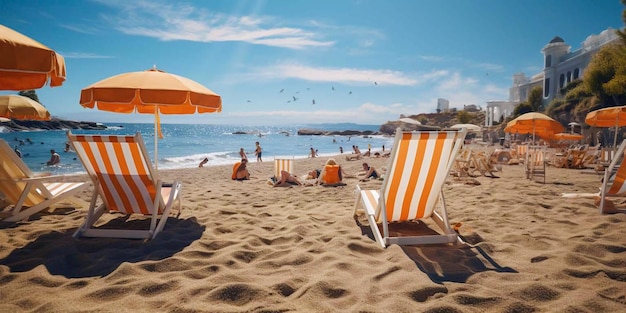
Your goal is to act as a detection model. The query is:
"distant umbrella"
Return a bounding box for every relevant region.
[450,123,481,132]
[0,95,50,120]
[504,112,564,143]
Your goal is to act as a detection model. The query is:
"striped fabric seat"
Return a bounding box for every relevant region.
[67,131,182,239]
[353,128,467,248]
[516,144,529,163]
[526,147,546,183]
[0,139,88,222]
[274,157,294,178]
[600,139,626,213]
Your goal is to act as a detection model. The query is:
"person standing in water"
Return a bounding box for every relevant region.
[254,141,262,162]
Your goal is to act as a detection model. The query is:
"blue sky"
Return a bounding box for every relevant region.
[1,0,624,126]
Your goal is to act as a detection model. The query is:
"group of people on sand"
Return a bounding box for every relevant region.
[199,140,381,185]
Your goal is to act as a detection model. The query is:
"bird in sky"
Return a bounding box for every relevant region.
[247,100,251,102]
[332,86,335,91]
[312,99,316,105]
[292,96,297,101]
[287,100,291,103]
[348,91,352,95]
[279,88,284,93]
[374,82,378,85]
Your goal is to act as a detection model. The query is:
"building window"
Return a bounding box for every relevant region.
[545,55,552,67]
[544,79,550,98]
[574,68,580,79]
[559,74,565,88]
[567,71,572,82]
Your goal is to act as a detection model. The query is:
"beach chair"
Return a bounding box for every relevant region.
[353,128,467,248]
[67,131,182,239]
[273,157,294,179]
[514,144,529,164]
[0,139,88,222]
[599,139,626,213]
[526,147,546,183]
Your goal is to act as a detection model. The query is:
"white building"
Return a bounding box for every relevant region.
[437,98,449,112]
[485,27,621,126]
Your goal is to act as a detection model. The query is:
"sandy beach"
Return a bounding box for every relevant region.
[1,150,625,312]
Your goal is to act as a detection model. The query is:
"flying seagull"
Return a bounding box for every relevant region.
[279,88,284,93]
[292,96,297,101]
[374,82,378,85]
[348,91,352,95]
[332,86,335,91]
[312,99,316,105]
[246,100,251,102]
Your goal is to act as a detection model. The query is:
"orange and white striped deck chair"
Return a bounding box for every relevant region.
[526,147,546,183]
[274,157,294,178]
[353,128,467,248]
[599,139,626,213]
[0,139,88,222]
[67,131,182,239]
[515,144,529,164]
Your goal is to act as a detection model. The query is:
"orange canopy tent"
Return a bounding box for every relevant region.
[0,24,66,90]
[79,67,222,170]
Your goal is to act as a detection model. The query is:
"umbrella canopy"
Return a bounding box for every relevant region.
[585,105,626,149]
[0,95,50,120]
[79,67,222,170]
[504,112,565,143]
[450,123,482,132]
[0,24,66,90]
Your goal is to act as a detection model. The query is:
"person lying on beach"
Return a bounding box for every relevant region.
[232,159,250,181]
[346,153,362,161]
[273,170,302,187]
[359,162,379,180]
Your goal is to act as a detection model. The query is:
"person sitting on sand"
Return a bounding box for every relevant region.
[232,159,250,181]
[46,149,60,166]
[360,162,379,179]
[274,170,302,187]
[199,157,208,168]
[319,158,351,185]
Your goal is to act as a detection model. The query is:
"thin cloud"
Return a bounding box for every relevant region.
[249,63,426,86]
[93,0,334,49]
[61,52,114,59]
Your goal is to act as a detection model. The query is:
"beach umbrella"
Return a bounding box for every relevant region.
[0,95,50,120]
[0,24,66,90]
[551,132,583,141]
[450,123,482,132]
[79,67,222,170]
[504,112,565,143]
[585,105,626,149]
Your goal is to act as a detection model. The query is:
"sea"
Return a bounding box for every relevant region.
[0,123,393,175]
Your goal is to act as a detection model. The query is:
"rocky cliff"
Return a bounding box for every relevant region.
[0,118,107,131]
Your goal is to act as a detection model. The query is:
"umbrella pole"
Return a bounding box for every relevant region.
[154,106,158,173]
